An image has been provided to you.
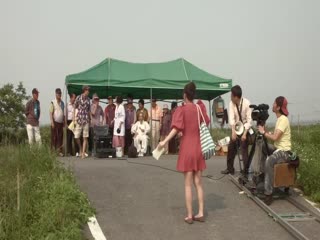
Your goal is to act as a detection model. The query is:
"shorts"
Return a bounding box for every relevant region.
[74,123,89,139]
[113,135,125,148]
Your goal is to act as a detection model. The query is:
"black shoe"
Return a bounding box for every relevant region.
[221,169,235,175]
[264,194,273,206]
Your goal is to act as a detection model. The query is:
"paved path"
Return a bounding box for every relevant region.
[61,155,295,240]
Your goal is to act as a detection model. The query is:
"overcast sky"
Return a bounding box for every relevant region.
[1,0,319,125]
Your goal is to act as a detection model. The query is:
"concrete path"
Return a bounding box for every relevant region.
[61,155,295,240]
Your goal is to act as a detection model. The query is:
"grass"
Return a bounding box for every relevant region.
[291,124,320,203]
[0,145,94,240]
[211,123,320,204]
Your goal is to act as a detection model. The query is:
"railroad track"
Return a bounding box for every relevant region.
[230,174,320,240]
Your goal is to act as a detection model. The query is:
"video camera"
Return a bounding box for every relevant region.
[249,104,269,126]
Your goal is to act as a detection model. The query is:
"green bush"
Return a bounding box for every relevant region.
[291,125,320,203]
[40,125,51,146]
[0,145,94,240]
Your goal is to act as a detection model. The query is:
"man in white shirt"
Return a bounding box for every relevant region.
[49,88,65,156]
[66,93,78,156]
[131,112,150,156]
[221,85,252,175]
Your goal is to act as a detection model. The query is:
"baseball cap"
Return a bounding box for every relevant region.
[32,88,39,94]
[281,97,289,116]
[55,88,62,94]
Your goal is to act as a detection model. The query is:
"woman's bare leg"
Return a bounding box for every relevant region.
[193,170,204,217]
[184,171,193,218]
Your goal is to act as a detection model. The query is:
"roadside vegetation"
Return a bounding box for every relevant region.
[0,145,94,240]
[291,124,320,203]
[0,81,94,239]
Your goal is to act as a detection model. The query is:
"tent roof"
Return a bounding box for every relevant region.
[65,58,232,100]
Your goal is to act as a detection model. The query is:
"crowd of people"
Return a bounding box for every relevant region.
[25,82,292,216]
[25,85,180,158]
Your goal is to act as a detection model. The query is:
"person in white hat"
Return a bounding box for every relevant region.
[160,104,172,154]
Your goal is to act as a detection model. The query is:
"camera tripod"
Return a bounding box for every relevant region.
[237,125,271,185]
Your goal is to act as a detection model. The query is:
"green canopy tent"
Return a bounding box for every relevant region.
[64,58,232,156]
[65,58,232,100]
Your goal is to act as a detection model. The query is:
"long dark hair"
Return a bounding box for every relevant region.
[184,82,196,101]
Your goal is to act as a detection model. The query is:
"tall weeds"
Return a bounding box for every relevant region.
[0,145,94,240]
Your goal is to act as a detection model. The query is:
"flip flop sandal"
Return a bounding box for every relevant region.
[193,216,205,222]
[184,217,193,224]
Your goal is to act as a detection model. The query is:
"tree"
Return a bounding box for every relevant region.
[0,82,29,143]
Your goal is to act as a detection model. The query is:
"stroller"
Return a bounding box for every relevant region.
[93,125,115,158]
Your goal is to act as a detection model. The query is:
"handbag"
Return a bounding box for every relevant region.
[196,104,216,160]
[68,121,76,133]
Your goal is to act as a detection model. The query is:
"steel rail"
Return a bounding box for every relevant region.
[287,196,320,223]
[229,175,310,240]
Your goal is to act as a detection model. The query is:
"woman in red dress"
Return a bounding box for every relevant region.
[158,82,209,224]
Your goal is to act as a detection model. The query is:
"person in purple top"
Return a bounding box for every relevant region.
[104,96,116,137]
[124,98,136,154]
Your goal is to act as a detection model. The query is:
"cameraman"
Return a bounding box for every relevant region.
[258,96,291,205]
[221,85,252,175]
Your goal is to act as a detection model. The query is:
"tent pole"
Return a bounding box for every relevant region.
[64,84,68,156]
[209,99,212,133]
[150,88,153,152]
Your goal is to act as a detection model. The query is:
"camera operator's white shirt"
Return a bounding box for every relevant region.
[228,97,252,130]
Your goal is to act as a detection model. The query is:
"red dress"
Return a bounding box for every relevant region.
[172,100,210,172]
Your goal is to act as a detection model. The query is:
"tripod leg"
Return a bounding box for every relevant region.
[247,136,257,172]
[236,139,243,173]
[263,136,270,156]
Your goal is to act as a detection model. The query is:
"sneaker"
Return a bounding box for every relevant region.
[245,181,256,190]
[76,152,80,157]
[138,153,143,157]
[264,194,273,206]
[58,152,64,157]
[84,153,88,157]
[221,169,235,175]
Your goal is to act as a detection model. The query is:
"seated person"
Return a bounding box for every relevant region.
[131,112,150,157]
[258,96,291,205]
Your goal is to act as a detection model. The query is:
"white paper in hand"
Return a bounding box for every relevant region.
[152,147,165,160]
